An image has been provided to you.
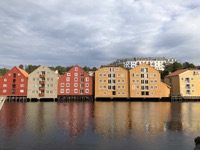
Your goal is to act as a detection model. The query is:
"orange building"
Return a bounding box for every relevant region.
[129,64,170,99]
[95,65,129,99]
[0,66,28,97]
[57,65,93,98]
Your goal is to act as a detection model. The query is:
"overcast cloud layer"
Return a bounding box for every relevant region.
[0,0,200,68]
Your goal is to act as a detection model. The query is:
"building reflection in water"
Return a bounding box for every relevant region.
[0,103,26,136]
[56,102,93,137]
[182,103,200,132]
[94,102,172,137]
[26,102,57,136]
[94,102,130,137]
[166,102,182,131]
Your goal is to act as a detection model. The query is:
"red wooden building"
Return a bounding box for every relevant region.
[0,66,28,97]
[57,65,93,99]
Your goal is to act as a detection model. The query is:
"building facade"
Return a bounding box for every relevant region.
[113,57,177,71]
[95,65,129,99]
[0,66,28,97]
[57,65,93,97]
[27,65,58,99]
[129,64,170,98]
[164,69,200,98]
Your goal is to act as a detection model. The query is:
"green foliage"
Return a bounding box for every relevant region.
[161,61,197,79]
[25,65,39,74]
[19,64,24,69]
[0,68,9,76]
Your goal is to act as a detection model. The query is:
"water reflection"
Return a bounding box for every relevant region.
[0,102,200,149]
[56,102,93,137]
[94,102,173,137]
[26,103,57,136]
[0,103,26,135]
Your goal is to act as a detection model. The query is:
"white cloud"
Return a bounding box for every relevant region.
[0,0,200,68]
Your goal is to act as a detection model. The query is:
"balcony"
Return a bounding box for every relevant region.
[39,87,45,91]
[39,93,44,97]
[40,74,45,78]
[39,81,45,84]
[185,79,190,83]
[185,85,191,89]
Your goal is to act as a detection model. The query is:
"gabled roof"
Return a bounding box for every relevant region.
[17,67,28,77]
[165,68,199,77]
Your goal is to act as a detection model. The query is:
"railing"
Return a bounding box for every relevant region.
[39,87,45,91]
[39,81,45,84]
[39,93,44,97]
[40,74,45,78]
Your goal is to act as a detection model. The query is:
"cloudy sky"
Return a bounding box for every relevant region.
[0,0,200,68]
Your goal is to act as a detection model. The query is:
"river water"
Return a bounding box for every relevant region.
[0,102,199,150]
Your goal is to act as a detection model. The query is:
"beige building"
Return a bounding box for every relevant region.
[95,65,129,99]
[129,64,170,99]
[164,69,200,98]
[27,65,58,99]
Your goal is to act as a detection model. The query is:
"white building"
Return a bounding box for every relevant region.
[113,57,177,71]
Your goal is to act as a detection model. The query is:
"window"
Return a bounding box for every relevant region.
[80,84,84,88]
[99,85,102,89]
[67,73,71,76]
[46,90,49,94]
[104,68,108,71]
[51,78,53,81]
[108,86,112,90]
[74,73,78,76]
[141,68,148,72]
[81,78,84,82]
[122,92,125,95]
[60,89,64,93]
[118,80,120,82]
[103,91,107,95]
[13,73,16,78]
[66,89,70,93]
[141,74,148,78]
[116,67,119,71]
[112,74,116,78]
[60,83,64,87]
[108,74,111,78]
[75,67,78,71]
[33,78,35,81]
[80,89,84,94]
[32,90,35,94]
[110,67,114,72]
[99,79,102,83]
[8,73,11,76]
[132,85,135,89]
[85,89,89,93]
[99,73,102,77]
[122,86,125,89]
[74,83,78,87]
[108,80,111,84]
[66,83,70,87]
[66,77,70,81]
[132,73,134,77]
[104,80,106,82]
[103,86,106,89]
[20,84,24,87]
[21,78,24,82]
[118,85,121,89]
[112,80,116,84]
[86,77,89,81]
[118,92,121,95]
[18,73,21,76]
[74,89,78,93]
[122,79,125,83]
[85,83,89,87]
[3,89,6,93]
[74,77,78,82]
[112,91,116,95]
[3,84,7,87]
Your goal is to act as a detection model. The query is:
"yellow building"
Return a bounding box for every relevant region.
[164,69,200,99]
[129,64,170,99]
[95,65,129,99]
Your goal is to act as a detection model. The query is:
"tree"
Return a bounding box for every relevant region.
[183,62,196,69]
[0,68,9,76]
[19,64,24,69]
